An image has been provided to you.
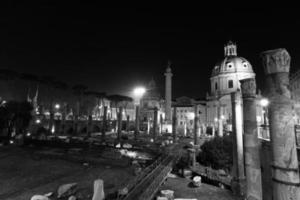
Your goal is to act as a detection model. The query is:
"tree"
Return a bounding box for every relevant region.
[20,73,39,91]
[197,135,233,172]
[0,69,21,100]
[0,101,33,139]
[0,69,20,80]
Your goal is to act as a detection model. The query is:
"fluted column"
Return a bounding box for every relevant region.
[117,107,123,141]
[164,62,172,123]
[153,107,158,142]
[194,105,199,145]
[261,48,300,200]
[218,103,223,137]
[134,105,140,140]
[241,78,262,200]
[172,107,177,142]
[231,90,246,196]
[101,106,107,141]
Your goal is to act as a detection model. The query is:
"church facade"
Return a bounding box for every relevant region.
[204,41,263,135]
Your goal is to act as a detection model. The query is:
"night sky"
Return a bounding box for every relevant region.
[1,2,300,99]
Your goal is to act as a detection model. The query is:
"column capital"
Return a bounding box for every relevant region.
[261,48,290,75]
[231,90,242,103]
[240,78,256,98]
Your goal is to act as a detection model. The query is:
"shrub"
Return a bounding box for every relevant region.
[197,135,233,171]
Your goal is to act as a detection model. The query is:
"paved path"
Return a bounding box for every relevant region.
[159,176,240,200]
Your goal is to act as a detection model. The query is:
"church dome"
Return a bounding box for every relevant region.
[211,41,254,77]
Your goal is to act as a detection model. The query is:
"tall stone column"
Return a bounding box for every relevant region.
[101,106,107,142]
[134,105,140,140]
[164,61,172,123]
[194,105,199,146]
[240,78,262,200]
[231,90,246,196]
[87,115,93,137]
[212,125,215,137]
[172,107,177,142]
[218,104,223,137]
[117,107,123,141]
[153,107,158,142]
[261,48,300,199]
[126,115,130,132]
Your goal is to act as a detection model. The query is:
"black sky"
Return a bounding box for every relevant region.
[1,2,300,99]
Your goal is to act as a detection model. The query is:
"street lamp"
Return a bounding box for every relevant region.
[260,98,269,107]
[55,103,60,109]
[260,98,269,125]
[133,87,146,101]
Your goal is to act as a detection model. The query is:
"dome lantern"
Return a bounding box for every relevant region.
[224,41,237,57]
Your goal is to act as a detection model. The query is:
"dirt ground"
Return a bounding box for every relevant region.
[0,147,134,200]
[159,176,240,200]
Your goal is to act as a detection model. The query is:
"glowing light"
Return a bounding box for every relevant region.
[187,112,195,119]
[26,132,31,137]
[150,139,154,142]
[260,98,269,107]
[9,140,14,144]
[133,87,146,97]
[36,119,41,124]
[55,104,60,109]
[214,118,218,122]
[221,115,225,120]
[51,126,55,133]
[257,116,262,123]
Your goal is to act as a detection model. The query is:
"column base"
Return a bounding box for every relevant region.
[231,177,246,197]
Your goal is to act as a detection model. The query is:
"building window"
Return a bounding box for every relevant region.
[215,82,218,90]
[228,80,233,88]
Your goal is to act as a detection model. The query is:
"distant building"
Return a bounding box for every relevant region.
[172,96,206,136]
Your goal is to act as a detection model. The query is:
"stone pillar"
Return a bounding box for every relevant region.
[188,148,196,167]
[231,91,246,196]
[101,106,107,142]
[212,125,215,137]
[87,115,93,137]
[160,114,163,135]
[218,104,223,137]
[134,105,140,140]
[117,107,123,141]
[153,107,158,142]
[241,78,262,200]
[172,107,177,142]
[261,48,300,199]
[92,179,105,200]
[49,112,54,133]
[147,120,150,134]
[194,105,199,145]
[61,112,66,135]
[164,62,173,123]
[126,115,130,132]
